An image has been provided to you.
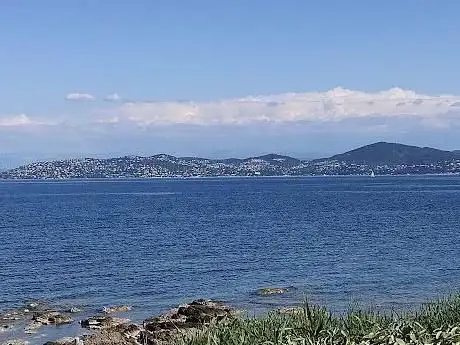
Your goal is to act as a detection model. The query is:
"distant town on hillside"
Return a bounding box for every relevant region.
[1,142,460,179]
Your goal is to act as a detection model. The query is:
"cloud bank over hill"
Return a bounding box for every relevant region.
[108,87,460,126]
[2,87,460,128]
[1,87,459,160]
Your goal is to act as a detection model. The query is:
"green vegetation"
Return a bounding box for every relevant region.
[175,294,460,345]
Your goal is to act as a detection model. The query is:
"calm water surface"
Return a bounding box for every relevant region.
[1,176,460,341]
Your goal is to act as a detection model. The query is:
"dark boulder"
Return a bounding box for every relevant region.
[141,299,234,345]
[177,300,232,323]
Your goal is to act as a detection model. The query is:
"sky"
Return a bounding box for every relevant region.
[1,0,460,167]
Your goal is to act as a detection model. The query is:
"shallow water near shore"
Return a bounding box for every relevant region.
[1,176,460,343]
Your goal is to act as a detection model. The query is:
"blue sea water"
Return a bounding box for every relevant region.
[1,176,460,342]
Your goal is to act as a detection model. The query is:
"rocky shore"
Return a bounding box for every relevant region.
[0,286,294,345]
[0,299,237,345]
[4,292,460,345]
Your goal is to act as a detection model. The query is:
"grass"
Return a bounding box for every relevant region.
[173,294,460,345]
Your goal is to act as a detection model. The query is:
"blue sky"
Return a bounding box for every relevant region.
[1,1,460,166]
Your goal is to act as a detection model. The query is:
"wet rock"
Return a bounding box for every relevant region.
[27,301,47,310]
[67,308,82,314]
[33,311,72,325]
[256,287,290,296]
[1,302,58,336]
[44,337,83,345]
[80,316,130,330]
[1,324,13,333]
[0,340,29,345]
[278,306,304,315]
[1,310,27,333]
[24,321,42,334]
[1,313,21,322]
[102,306,131,314]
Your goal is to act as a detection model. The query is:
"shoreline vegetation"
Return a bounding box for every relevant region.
[3,293,460,345]
[178,295,460,345]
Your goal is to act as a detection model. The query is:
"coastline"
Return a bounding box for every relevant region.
[0,172,459,182]
[3,294,460,345]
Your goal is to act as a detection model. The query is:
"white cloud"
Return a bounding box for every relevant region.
[104,93,121,102]
[108,87,460,126]
[97,116,120,124]
[0,114,46,127]
[65,92,95,101]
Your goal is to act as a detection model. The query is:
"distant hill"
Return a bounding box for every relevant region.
[1,142,459,179]
[244,154,301,167]
[0,153,303,179]
[327,142,459,165]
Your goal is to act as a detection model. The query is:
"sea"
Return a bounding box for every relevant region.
[1,176,460,343]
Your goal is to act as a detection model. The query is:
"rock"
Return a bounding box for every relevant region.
[278,306,304,315]
[80,316,130,330]
[26,301,47,310]
[145,299,233,329]
[142,299,235,345]
[177,300,232,323]
[44,337,83,345]
[0,340,29,345]
[1,304,58,335]
[102,306,131,314]
[24,321,42,334]
[256,287,290,296]
[80,324,140,345]
[82,329,137,345]
[111,323,142,339]
[1,324,13,333]
[67,308,82,314]
[1,311,24,333]
[33,311,72,325]
[1,313,21,321]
